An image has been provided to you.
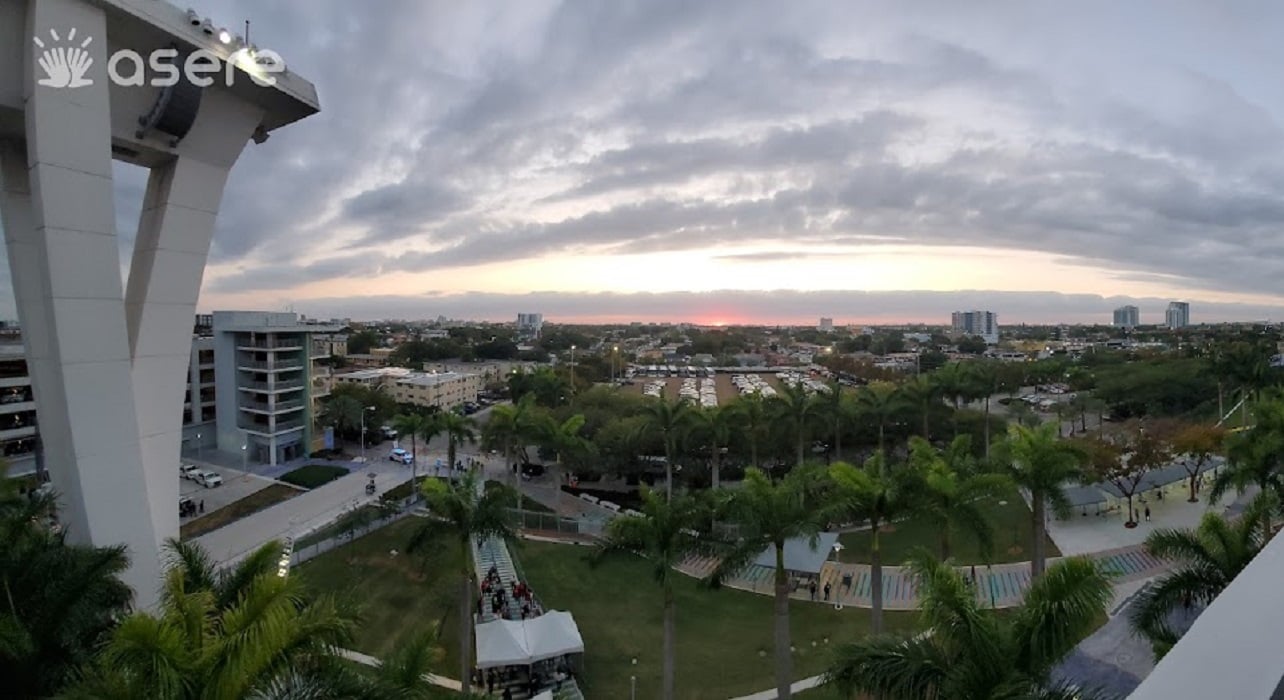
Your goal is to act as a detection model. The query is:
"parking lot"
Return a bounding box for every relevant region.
[178,462,286,520]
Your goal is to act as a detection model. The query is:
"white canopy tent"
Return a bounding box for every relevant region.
[475,611,585,669]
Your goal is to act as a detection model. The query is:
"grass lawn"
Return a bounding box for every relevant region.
[519,540,916,699]
[838,485,1061,566]
[280,464,350,489]
[180,484,300,539]
[298,517,464,667]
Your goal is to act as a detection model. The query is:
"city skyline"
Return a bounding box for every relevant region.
[6,0,1284,323]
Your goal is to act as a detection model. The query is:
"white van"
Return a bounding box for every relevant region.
[198,470,223,488]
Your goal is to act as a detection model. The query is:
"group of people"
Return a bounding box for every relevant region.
[478,566,541,621]
[476,656,575,698]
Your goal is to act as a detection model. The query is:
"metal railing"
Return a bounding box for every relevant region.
[239,380,305,392]
[237,359,305,372]
[240,399,306,413]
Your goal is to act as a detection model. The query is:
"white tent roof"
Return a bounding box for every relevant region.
[475,611,585,669]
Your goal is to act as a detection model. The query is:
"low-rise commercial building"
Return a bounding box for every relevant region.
[391,372,484,410]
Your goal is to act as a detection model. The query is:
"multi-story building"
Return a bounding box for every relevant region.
[0,343,39,477]
[391,372,483,410]
[1166,301,1191,329]
[211,312,343,466]
[818,317,834,333]
[180,336,217,454]
[1112,305,1140,329]
[516,313,544,338]
[422,360,539,383]
[311,333,348,358]
[332,367,413,390]
[951,310,999,344]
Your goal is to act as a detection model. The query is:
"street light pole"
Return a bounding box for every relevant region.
[196,432,202,460]
[612,345,619,383]
[360,405,375,463]
[570,345,576,394]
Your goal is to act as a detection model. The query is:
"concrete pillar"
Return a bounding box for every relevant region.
[9,0,161,604]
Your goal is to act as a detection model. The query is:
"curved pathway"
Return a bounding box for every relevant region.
[676,542,1169,610]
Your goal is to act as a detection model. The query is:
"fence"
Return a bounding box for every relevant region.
[290,506,418,567]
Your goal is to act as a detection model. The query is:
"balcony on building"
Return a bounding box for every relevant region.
[235,337,306,352]
[239,397,306,415]
[236,357,306,373]
[238,378,307,394]
[239,417,306,437]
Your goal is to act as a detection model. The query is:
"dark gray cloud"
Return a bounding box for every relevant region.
[4,0,1284,323]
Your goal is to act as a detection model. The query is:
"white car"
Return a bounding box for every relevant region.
[389,448,413,464]
[180,464,201,480]
[198,470,223,488]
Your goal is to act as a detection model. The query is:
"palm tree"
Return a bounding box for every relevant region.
[712,466,826,700]
[1130,493,1274,659]
[730,392,770,470]
[595,490,708,699]
[428,410,477,474]
[771,381,824,467]
[0,473,133,698]
[900,375,941,440]
[933,362,975,438]
[391,412,434,502]
[906,436,1010,561]
[1208,398,1284,518]
[539,412,595,473]
[826,453,917,634]
[973,361,1000,455]
[67,541,361,699]
[639,396,695,501]
[855,382,903,453]
[689,405,736,488]
[408,471,516,695]
[997,423,1084,578]
[816,380,853,461]
[824,553,1112,700]
[482,394,538,507]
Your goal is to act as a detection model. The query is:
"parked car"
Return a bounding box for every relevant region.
[198,470,223,488]
[180,464,201,480]
[389,447,413,464]
[179,496,196,518]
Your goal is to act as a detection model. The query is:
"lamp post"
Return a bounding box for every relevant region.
[360,405,375,463]
[630,657,637,700]
[196,432,202,459]
[570,345,576,393]
[612,345,619,383]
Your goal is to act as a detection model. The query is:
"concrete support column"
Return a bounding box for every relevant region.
[12,0,160,604]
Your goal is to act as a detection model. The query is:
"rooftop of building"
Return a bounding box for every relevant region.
[212,311,344,334]
[333,367,413,381]
[395,371,482,387]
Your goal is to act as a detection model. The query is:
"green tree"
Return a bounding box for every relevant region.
[712,467,826,700]
[595,491,708,699]
[482,394,538,508]
[826,453,917,633]
[639,396,696,501]
[1170,423,1226,502]
[1129,493,1274,659]
[427,411,477,474]
[824,553,1112,700]
[0,474,132,698]
[408,472,515,694]
[906,436,1009,560]
[997,423,1084,578]
[1209,398,1284,522]
[899,375,941,440]
[855,382,903,453]
[67,540,362,700]
[816,380,853,461]
[319,394,364,446]
[391,412,434,501]
[689,405,736,488]
[770,381,824,467]
[729,392,769,470]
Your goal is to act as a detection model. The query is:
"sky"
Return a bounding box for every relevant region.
[12,0,1284,325]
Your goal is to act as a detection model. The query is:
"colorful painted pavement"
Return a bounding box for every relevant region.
[676,542,1171,610]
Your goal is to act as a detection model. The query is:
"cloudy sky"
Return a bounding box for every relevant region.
[19,0,1284,325]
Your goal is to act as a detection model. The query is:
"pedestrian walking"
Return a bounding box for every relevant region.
[809,579,817,601]
[198,499,204,514]
[1144,505,1151,522]
[823,582,831,601]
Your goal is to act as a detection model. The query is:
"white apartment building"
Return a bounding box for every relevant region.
[1112,305,1140,329]
[516,313,544,337]
[818,317,835,333]
[1166,301,1191,329]
[951,310,1000,344]
[391,372,484,410]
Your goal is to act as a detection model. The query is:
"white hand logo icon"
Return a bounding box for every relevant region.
[33,28,93,89]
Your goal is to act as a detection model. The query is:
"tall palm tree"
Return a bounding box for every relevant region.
[855,382,903,453]
[428,411,477,474]
[900,375,941,440]
[482,394,537,507]
[770,381,824,467]
[595,490,708,699]
[67,541,361,700]
[1130,493,1274,659]
[906,436,1010,561]
[973,361,1000,455]
[0,473,133,698]
[391,412,434,502]
[824,553,1112,700]
[407,471,516,694]
[712,466,826,700]
[1208,398,1284,519]
[639,396,695,501]
[730,392,769,470]
[997,423,1084,578]
[816,380,853,461]
[689,405,736,488]
[933,362,974,438]
[539,412,595,469]
[825,453,917,634]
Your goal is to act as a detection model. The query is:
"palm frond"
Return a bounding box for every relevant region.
[1012,556,1112,675]
[823,635,949,700]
